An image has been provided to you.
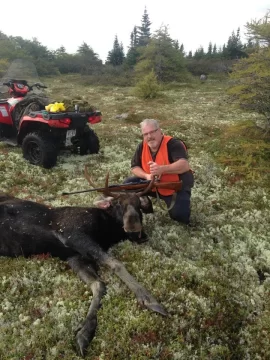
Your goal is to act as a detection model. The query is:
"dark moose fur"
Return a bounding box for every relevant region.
[0,189,166,357]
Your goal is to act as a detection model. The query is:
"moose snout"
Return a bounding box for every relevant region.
[123,221,142,233]
[124,221,148,244]
[123,206,148,243]
[126,231,148,243]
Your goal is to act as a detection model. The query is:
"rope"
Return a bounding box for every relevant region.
[155,190,177,211]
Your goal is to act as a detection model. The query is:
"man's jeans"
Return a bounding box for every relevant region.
[124,176,191,224]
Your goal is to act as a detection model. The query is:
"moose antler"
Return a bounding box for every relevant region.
[84,166,98,188]
[84,166,118,198]
[103,172,118,197]
[84,165,156,197]
[136,178,155,196]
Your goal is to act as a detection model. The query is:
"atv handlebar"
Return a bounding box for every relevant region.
[3,79,28,87]
[2,80,47,90]
[29,82,47,90]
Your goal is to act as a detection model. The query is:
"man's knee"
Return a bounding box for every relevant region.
[169,209,190,224]
[167,191,191,224]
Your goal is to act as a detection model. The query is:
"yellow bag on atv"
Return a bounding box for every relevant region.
[45,102,66,112]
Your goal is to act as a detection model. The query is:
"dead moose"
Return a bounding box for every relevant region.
[0,168,167,357]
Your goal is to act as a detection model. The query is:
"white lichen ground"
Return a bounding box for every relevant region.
[0,79,269,360]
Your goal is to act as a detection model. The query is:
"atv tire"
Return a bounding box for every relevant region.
[79,129,100,155]
[22,132,58,169]
[0,124,4,137]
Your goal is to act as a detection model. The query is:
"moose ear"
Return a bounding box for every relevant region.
[139,196,154,214]
[93,196,114,209]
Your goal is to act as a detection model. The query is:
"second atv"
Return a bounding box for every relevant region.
[0,59,102,169]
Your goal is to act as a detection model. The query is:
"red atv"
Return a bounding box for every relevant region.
[0,59,102,168]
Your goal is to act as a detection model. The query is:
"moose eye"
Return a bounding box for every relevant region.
[113,202,122,210]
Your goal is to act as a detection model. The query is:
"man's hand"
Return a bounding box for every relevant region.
[148,161,163,177]
[145,173,154,181]
[131,166,154,181]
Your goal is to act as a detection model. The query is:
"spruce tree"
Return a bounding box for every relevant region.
[193,46,205,59]
[207,42,212,57]
[76,42,102,74]
[222,44,228,58]
[137,7,152,46]
[55,46,67,56]
[131,26,139,47]
[226,28,247,59]
[212,44,217,56]
[229,11,270,127]
[245,11,270,46]
[125,27,140,67]
[135,26,188,82]
[77,42,96,56]
[179,43,185,55]
[106,35,125,66]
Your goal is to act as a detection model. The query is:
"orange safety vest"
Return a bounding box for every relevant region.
[141,135,180,196]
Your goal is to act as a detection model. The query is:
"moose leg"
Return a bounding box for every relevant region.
[56,233,167,318]
[68,255,106,357]
[100,254,167,316]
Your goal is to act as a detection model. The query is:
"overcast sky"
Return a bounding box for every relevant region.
[1,1,269,62]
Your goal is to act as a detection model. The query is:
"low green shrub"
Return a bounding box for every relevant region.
[132,71,161,99]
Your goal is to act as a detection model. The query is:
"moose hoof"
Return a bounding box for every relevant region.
[145,302,168,316]
[76,332,89,358]
[138,293,168,316]
[75,317,97,357]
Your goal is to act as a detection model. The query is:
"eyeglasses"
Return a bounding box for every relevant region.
[142,128,159,138]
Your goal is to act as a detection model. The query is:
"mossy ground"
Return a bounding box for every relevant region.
[0,76,269,359]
